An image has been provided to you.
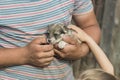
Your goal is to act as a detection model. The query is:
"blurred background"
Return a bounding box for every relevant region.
[73,0,120,79]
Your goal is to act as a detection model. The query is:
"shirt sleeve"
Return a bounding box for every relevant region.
[72,0,94,15]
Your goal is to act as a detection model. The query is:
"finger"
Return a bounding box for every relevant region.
[63,44,76,52]
[41,44,54,52]
[42,62,51,67]
[68,25,81,33]
[31,36,47,44]
[40,62,52,67]
[37,50,54,58]
[54,42,67,50]
[54,42,75,52]
[54,49,65,58]
[62,35,77,45]
[34,62,51,68]
[38,57,54,64]
[68,25,85,37]
[72,32,83,43]
[68,26,86,42]
[60,43,77,52]
[35,44,54,52]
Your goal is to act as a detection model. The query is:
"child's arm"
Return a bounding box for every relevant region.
[68,25,114,75]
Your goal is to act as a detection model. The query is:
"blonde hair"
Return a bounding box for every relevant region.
[78,69,119,80]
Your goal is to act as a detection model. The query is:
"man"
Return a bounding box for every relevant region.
[0,0,101,79]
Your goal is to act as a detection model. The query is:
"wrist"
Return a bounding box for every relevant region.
[78,42,90,57]
[83,35,93,44]
[19,47,29,65]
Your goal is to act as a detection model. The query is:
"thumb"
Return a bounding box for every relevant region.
[62,35,77,45]
[31,36,47,44]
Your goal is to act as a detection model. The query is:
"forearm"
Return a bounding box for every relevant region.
[75,25,101,58]
[85,36,114,75]
[82,24,114,74]
[0,47,27,67]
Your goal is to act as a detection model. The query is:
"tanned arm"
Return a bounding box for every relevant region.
[54,10,101,60]
[72,10,101,57]
[0,47,27,67]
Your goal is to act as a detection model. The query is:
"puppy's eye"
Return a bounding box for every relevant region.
[54,34,59,39]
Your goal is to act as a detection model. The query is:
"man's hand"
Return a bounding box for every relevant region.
[24,36,54,67]
[54,35,89,60]
[0,36,54,68]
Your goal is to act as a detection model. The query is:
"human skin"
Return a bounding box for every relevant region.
[68,25,114,75]
[0,10,101,67]
[0,36,54,68]
[54,10,101,60]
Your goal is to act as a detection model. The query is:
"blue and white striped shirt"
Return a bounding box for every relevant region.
[0,0,93,80]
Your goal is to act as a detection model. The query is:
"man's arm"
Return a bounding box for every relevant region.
[72,10,101,57]
[0,37,54,68]
[73,10,101,43]
[0,47,27,67]
[54,10,101,60]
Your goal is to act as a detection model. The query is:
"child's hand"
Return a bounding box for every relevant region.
[24,36,54,67]
[68,25,89,42]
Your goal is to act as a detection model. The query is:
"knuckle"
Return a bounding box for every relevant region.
[39,36,46,40]
[39,60,44,64]
[47,45,53,50]
[46,62,50,65]
[41,36,47,41]
[60,54,65,58]
[49,57,53,61]
[51,50,54,55]
[30,45,41,52]
[34,46,41,51]
[36,48,42,52]
[30,44,35,49]
[44,63,50,66]
[49,51,54,56]
[36,52,42,58]
[51,57,54,61]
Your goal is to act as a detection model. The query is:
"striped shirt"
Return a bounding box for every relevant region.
[0,0,93,80]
